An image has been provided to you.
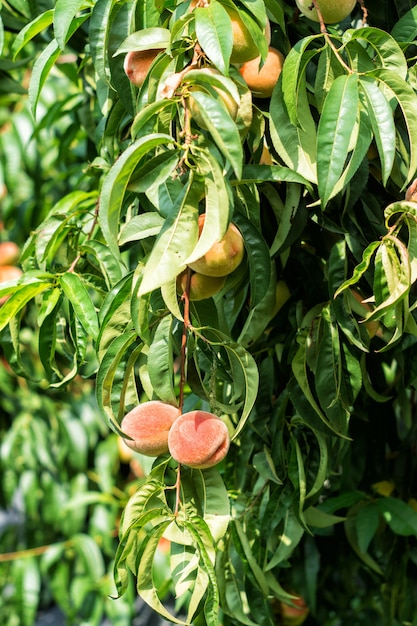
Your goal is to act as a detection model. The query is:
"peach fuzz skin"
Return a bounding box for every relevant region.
[168,410,230,469]
[120,401,180,457]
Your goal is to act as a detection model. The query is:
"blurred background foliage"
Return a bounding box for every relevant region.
[1,0,417,625]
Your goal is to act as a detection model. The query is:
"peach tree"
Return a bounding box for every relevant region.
[1,0,417,624]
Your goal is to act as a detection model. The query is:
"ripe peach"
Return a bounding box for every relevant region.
[0,265,23,305]
[176,270,225,300]
[123,48,163,87]
[280,593,309,626]
[0,241,20,266]
[188,214,244,278]
[296,0,356,24]
[168,410,230,469]
[120,401,180,457]
[239,46,284,98]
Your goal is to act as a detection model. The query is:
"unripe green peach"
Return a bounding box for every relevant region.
[124,48,163,87]
[0,241,20,266]
[239,46,284,98]
[176,270,225,300]
[0,265,23,306]
[188,214,244,278]
[121,400,180,457]
[295,0,356,24]
[226,6,267,64]
[168,410,230,469]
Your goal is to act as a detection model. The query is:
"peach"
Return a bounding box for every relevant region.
[239,46,284,98]
[168,410,230,469]
[0,241,20,266]
[176,270,225,300]
[120,400,180,457]
[280,593,309,626]
[296,0,356,24]
[0,265,23,305]
[123,48,163,87]
[188,214,244,277]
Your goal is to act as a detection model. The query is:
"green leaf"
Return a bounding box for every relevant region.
[12,9,54,58]
[369,67,417,185]
[14,557,41,626]
[281,35,322,127]
[116,26,170,54]
[119,213,164,246]
[344,27,408,77]
[195,1,233,74]
[147,314,178,405]
[391,5,417,43]
[334,240,381,298]
[303,507,346,529]
[359,76,396,185]
[265,508,304,570]
[60,272,99,341]
[96,330,140,433]
[0,280,51,332]
[99,133,174,260]
[28,39,61,114]
[270,75,317,183]
[138,172,200,295]
[317,73,359,207]
[376,497,417,537]
[54,0,90,50]
[199,327,259,440]
[189,90,243,178]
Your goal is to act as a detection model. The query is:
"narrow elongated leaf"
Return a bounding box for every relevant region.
[265,509,304,570]
[184,150,231,266]
[359,77,395,184]
[344,27,407,78]
[281,35,322,126]
[138,173,200,295]
[54,0,89,50]
[391,5,417,42]
[270,76,317,183]
[60,272,99,341]
[116,26,170,54]
[232,212,271,308]
[95,330,139,432]
[0,281,51,332]
[189,90,243,178]
[369,68,417,185]
[317,73,359,207]
[28,39,60,114]
[195,2,232,74]
[99,133,174,259]
[12,10,54,58]
[375,496,417,536]
[199,328,259,439]
[147,314,177,405]
[119,213,164,246]
[334,240,381,298]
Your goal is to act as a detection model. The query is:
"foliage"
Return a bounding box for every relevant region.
[1,0,417,625]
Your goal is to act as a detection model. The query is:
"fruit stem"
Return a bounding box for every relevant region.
[174,462,182,517]
[357,0,368,26]
[67,198,100,273]
[178,266,192,413]
[311,0,354,75]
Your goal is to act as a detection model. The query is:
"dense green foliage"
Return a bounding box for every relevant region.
[1,0,417,624]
